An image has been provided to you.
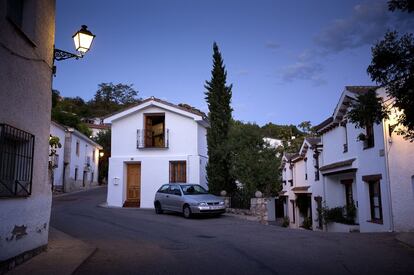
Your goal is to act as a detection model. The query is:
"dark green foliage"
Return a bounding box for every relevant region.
[51,108,92,137]
[320,203,357,225]
[367,31,414,140]
[388,0,414,12]
[360,2,414,141]
[295,195,310,216]
[51,83,140,137]
[348,89,390,128]
[282,216,290,227]
[261,122,306,153]
[88,83,140,117]
[228,121,281,197]
[302,217,312,230]
[93,130,111,183]
[205,43,235,194]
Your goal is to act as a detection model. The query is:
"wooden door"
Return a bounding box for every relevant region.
[145,116,153,147]
[124,164,141,207]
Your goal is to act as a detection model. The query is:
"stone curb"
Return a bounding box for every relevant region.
[395,233,414,249]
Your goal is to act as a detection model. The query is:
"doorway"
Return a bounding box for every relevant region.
[124,163,141,207]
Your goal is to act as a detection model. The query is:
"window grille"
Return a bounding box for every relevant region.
[0,124,35,197]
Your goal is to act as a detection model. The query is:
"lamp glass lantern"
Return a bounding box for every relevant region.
[72,25,95,54]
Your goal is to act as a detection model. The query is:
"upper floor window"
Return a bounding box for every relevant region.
[7,0,36,44]
[363,123,375,149]
[342,122,348,153]
[0,124,34,197]
[137,114,169,149]
[304,158,308,180]
[76,140,80,157]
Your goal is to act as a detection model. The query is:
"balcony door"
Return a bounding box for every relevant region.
[144,114,165,147]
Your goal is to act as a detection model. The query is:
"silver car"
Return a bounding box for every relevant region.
[154,183,226,218]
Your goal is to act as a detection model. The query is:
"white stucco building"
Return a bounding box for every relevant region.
[81,117,110,138]
[279,137,322,230]
[104,97,209,208]
[0,0,55,267]
[50,121,102,192]
[314,86,414,232]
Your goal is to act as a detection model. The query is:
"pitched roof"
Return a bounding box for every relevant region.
[104,96,207,120]
[305,137,321,146]
[314,86,380,134]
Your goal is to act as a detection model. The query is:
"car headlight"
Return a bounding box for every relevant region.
[219,201,225,205]
[198,202,207,206]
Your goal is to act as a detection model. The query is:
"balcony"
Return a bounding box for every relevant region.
[137,129,169,149]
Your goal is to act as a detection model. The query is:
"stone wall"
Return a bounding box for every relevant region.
[226,197,275,224]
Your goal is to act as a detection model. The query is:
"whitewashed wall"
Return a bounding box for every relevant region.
[107,104,208,208]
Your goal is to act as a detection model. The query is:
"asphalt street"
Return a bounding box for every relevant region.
[51,187,414,275]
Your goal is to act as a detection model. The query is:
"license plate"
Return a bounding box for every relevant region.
[210,206,222,210]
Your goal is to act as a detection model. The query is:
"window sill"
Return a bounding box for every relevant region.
[367,219,383,225]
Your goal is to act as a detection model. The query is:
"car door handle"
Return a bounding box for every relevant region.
[166,195,169,198]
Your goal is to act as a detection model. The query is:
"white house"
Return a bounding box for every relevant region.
[314,86,414,232]
[50,121,102,192]
[279,137,322,230]
[104,97,209,208]
[81,117,110,138]
[0,0,55,267]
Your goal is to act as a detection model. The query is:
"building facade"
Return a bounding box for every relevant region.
[280,138,322,230]
[104,97,209,209]
[314,86,414,232]
[50,121,102,192]
[0,0,55,263]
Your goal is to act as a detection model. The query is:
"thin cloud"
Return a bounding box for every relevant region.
[235,70,249,76]
[279,62,326,86]
[314,0,414,54]
[265,41,280,50]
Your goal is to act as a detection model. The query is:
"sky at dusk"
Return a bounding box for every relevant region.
[53,0,414,127]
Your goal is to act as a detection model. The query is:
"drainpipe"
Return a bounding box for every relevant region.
[382,119,394,232]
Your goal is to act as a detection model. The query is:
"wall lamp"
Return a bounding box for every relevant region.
[54,25,95,61]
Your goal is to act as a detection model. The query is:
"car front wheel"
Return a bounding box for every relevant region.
[183,205,192,219]
[155,202,163,214]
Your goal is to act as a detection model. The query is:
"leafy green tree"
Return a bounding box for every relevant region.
[205,42,235,194]
[229,121,281,197]
[357,1,414,141]
[298,121,312,134]
[89,83,140,117]
[367,31,414,140]
[388,0,414,12]
[348,89,390,128]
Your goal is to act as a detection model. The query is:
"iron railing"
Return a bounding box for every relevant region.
[136,129,169,149]
[230,191,251,209]
[0,124,35,197]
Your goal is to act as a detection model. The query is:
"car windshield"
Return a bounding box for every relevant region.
[180,184,208,195]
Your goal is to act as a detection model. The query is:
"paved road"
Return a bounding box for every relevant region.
[51,187,414,275]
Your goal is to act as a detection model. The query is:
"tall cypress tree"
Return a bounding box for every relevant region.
[205,42,235,194]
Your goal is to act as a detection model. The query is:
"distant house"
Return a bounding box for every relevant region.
[279,137,322,230]
[104,97,209,208]
[81,117,110,138]
[50,121,102,192]
[263,137,283,149]
[0,0,55,266]
[314,86,414,232]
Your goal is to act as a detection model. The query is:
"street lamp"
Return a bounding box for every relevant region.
[99,151,104,158]
[54,25,95,61]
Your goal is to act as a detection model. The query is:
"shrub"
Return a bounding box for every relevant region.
[282,216,290,227]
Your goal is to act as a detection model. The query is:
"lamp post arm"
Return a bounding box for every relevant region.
[54,48,83,61]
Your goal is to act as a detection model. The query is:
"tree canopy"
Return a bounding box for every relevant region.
[356,0,414,141]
